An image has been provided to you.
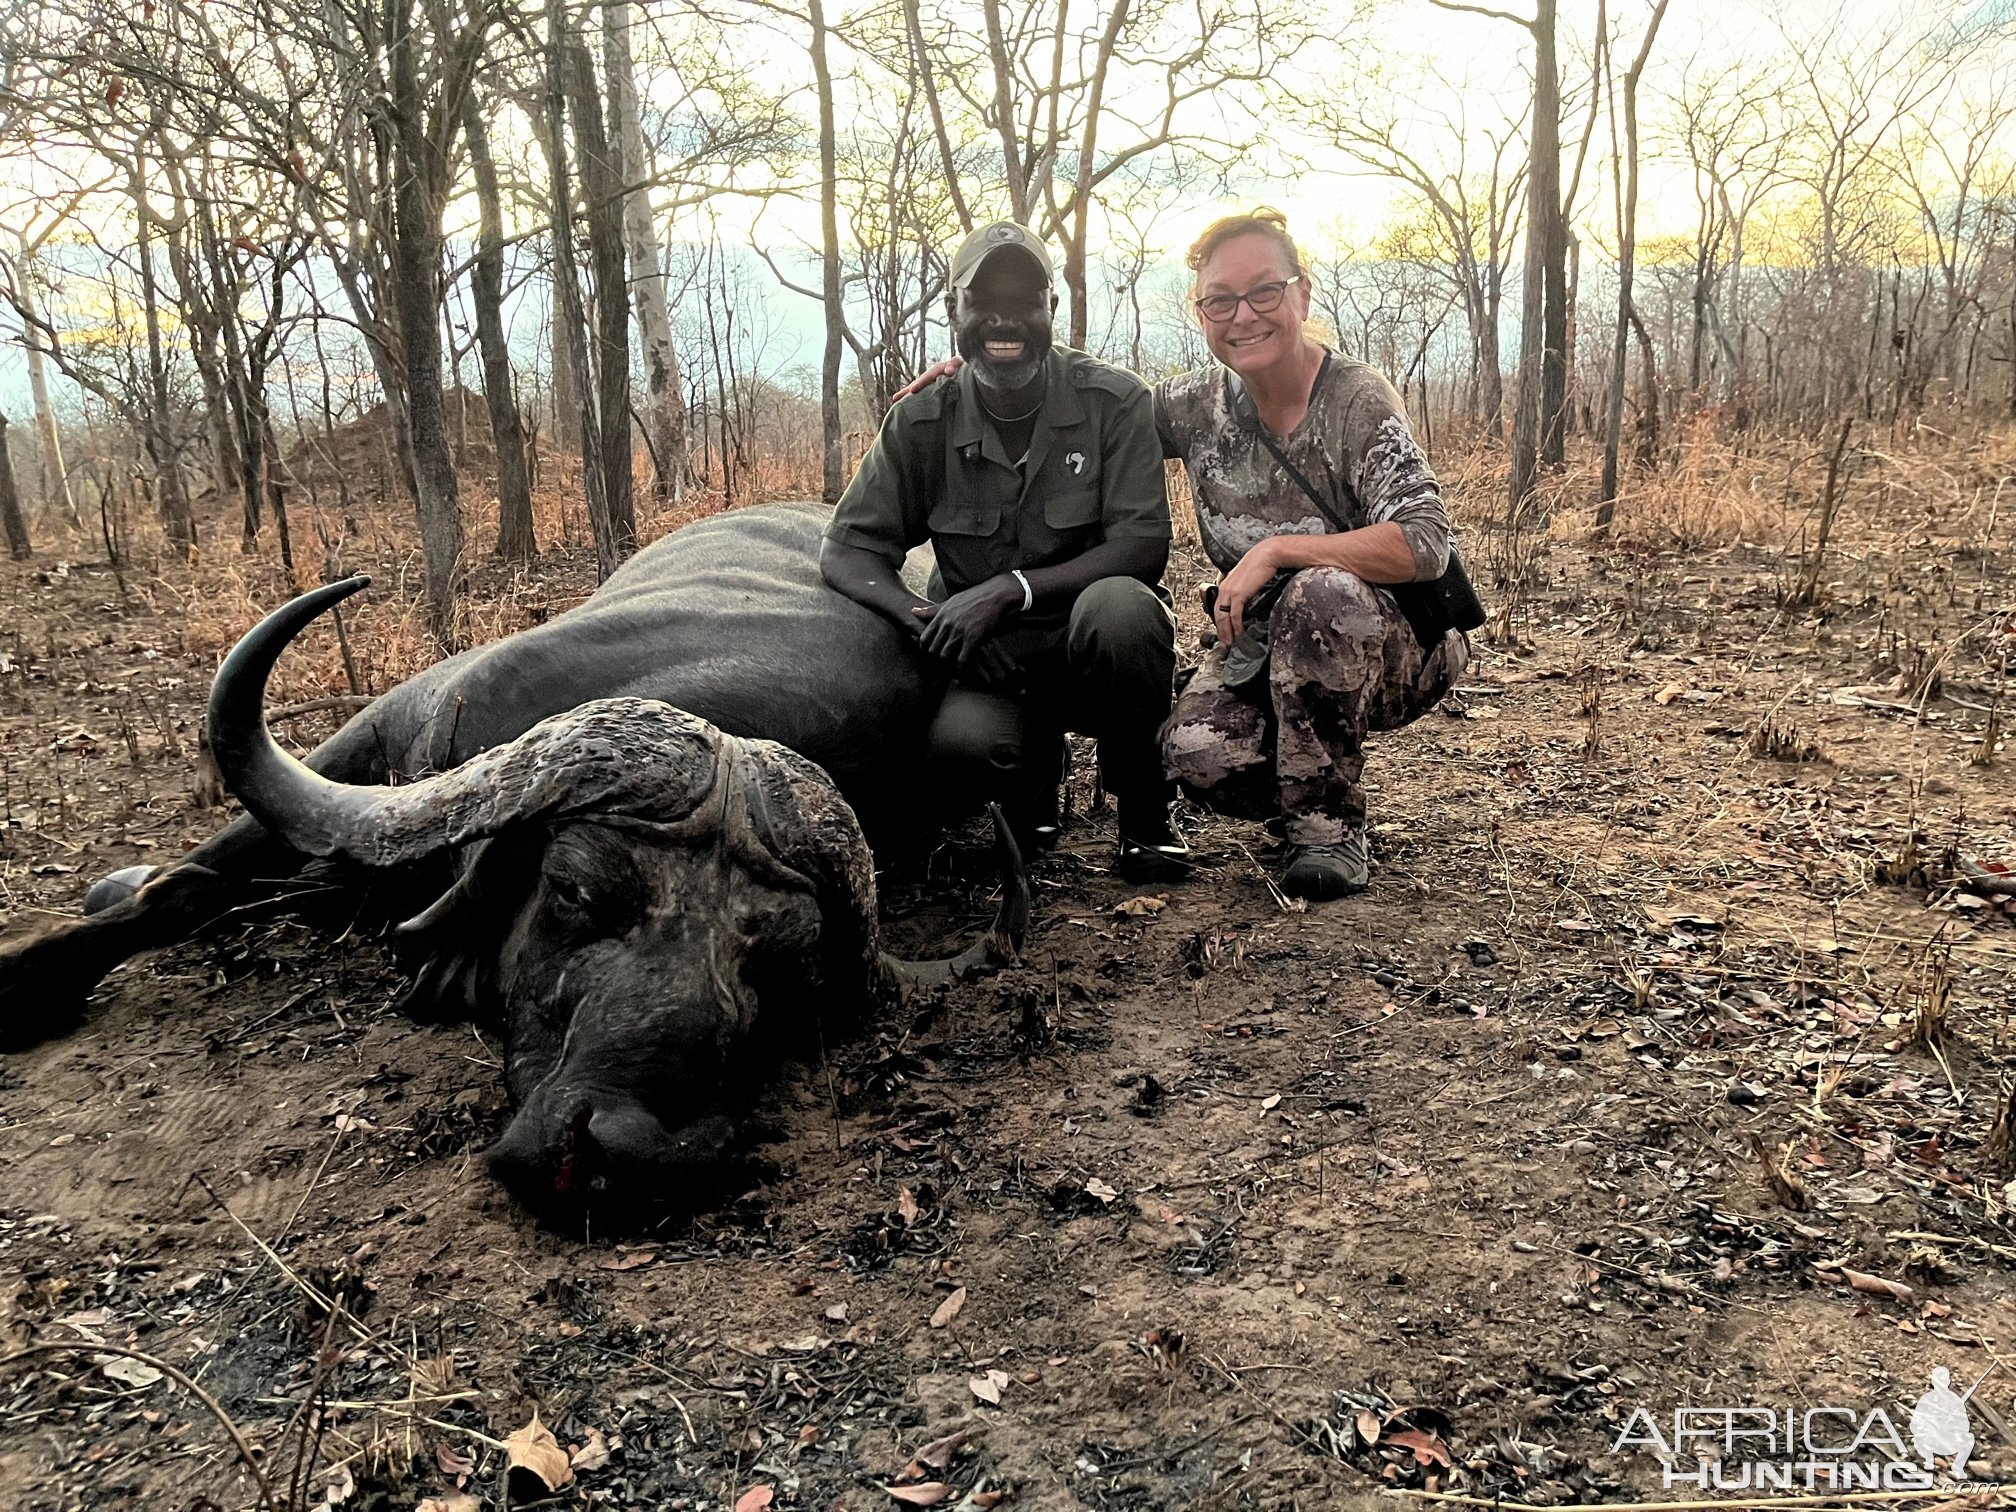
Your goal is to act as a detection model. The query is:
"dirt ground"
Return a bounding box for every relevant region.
[2,428,2014,1512]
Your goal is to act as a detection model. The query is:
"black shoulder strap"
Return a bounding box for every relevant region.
[1225,366,1351,535]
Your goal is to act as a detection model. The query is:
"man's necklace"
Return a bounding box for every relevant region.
[976,382,1045,423]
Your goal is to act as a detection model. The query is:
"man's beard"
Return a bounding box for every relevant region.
[958,325,1051,391]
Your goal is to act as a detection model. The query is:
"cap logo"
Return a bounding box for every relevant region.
[1065,451,1085,476]
[987,225,1023,244]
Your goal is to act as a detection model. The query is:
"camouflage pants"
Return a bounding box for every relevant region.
[1161,568,1468,845]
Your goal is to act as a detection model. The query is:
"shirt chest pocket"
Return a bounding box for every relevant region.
[928,499,1002,537]
[1042,449,1103,530]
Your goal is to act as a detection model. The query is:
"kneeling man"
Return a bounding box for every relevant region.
[820,221,1187,881]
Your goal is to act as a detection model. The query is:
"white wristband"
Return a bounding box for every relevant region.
[1011,569,1033,612]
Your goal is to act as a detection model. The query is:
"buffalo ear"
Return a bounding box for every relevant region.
[389,831,538,1022]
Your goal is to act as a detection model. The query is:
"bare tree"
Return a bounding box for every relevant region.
[1658,60,1791,406]
[1432,0,1566,522]
[1597,0,1668,524]
[565,27,638,566]
[607,0,688,506]
[1305,75,1527,437]
[921,0,1309,347]
[462,91,537,559]
[0,407,29,559]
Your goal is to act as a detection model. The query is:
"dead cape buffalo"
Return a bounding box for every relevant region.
[0,502,1026,1208]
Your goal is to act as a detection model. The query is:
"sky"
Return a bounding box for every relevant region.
[0,0,2005,413]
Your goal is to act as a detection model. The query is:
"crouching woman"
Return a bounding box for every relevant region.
[1158,209,1477,899]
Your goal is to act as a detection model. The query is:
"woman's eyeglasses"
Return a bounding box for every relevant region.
[1193,276,1302,323]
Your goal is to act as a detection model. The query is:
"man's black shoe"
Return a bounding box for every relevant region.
[1116,801,1190,883]
[1003,785,1061,855]
[1281,830,1370,899]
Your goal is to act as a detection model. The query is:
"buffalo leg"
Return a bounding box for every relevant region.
[0,817,307,1047]
[0,711,406,1046]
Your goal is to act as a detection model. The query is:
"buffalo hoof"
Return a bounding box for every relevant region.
[0,934,95,1049]
[84,865,159,916]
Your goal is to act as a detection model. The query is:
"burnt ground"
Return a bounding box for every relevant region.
[1,431,2014,1512]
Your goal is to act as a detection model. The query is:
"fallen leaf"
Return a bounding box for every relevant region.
[898,1187,921,1226]
[570,1426,613,1471]
[1260,1093,1282,1111]
[597,1249,656,1272]
[1113,894,1167,916]
[95,1355,163,1389]
[415,1498,480,1512]
[1654,682,1684,705]
[504,1409,574,1496]
[1385,1428,1455,1468]
[314,1464,355,1509]
[929,1286,967,1329]
[884,1485,951,1506]
[911,1429,971,1470]
[734,1487,774,1512]
[825,1302,850,1322]
[969,1370,1005,1405]
[1355,1409,1382,1445]
[1829,1265,1915,1303]
[1085,1177,1119,1204]
[434,1444,475,1476]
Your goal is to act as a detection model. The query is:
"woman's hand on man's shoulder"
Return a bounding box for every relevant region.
[891,356,964,404]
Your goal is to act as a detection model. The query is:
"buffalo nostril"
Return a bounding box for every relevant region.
[585,1101,676,1170]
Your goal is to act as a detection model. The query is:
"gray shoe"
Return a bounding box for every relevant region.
[1282,831,1370,899]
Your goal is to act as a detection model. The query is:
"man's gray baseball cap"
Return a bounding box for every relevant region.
[949,221,1054,288]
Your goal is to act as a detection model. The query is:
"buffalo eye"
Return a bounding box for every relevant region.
[544,870,592,915]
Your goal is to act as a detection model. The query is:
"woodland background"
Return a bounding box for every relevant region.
[0,0,2012,645]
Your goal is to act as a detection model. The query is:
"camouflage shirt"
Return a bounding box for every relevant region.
[1154,354,1452,581]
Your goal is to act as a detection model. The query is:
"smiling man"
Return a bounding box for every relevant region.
[820,221,1187,880]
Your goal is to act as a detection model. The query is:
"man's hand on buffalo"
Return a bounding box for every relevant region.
[913,575,1024,680]
[818,538,938,640]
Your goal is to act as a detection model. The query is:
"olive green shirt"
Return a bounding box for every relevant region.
[825,347,1171,611]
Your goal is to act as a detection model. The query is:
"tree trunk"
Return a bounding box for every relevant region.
[545,0,613,576]
[1479,294,1505,441]
[17,257,79,530]
[980,0,1032,223]
[262,409,294,575]
[132,177,196,559]
[389,0,467,649]
[1064,0,1131,349]
[0,410,30,560]
[808,0,846,502]
[903,0,972,233]
[1599,0,1666,527]
[606,0,685,507]
[1629,303,1660,466]
[1507,103,1550,519]
[1535,0,1568,468]
[463,94,537,559]
[567,38,637,569]
[549,289,583,453]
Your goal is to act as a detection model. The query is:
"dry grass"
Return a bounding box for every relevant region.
[19,420,828,725]
[15,405,2012,722]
